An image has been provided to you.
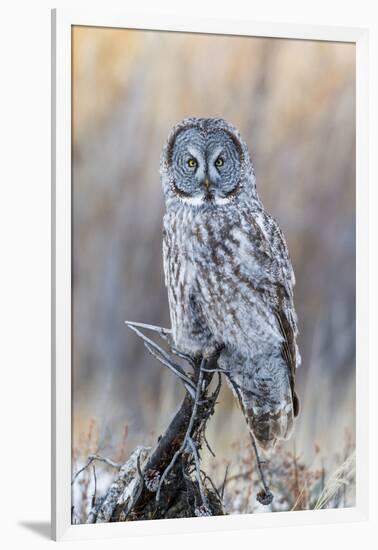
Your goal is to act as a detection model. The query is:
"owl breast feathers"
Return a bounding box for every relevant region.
[160,117,300,450]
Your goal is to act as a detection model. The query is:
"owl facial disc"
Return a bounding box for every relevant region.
[167,124,244,206]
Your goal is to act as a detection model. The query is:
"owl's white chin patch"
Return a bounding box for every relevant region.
[213,196,232,205]
[179,195,205,206]
[179,195,232,206]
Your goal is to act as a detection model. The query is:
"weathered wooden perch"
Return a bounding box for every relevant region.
[72,320,272,522]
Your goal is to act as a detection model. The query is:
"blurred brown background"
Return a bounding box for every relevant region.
[72,27,355,491]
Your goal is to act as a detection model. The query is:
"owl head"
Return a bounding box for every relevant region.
[160,117,258,209]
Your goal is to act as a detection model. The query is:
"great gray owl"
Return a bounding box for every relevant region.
[160,117,300,450]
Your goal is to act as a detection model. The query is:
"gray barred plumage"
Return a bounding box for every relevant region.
[160,117,300,450]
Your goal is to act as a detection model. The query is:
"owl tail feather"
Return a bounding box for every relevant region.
[227,369,295,452]
[246,398,295,451]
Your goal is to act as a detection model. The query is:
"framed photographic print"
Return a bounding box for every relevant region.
[51,8,369,541]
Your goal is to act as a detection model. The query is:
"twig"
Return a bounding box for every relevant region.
[187,437,208,510]
[171,346,197,367]
[71,454,120,485]
[220,467,254,489]
[155,357,206,502]
[201,469,223,503]
[250,434,269,492]
[89,454,121,469]
[226,372,273,505]
[125,320,171,340]
[197,373,221,456]
[92,465,97,507]
[126,319,197,374]
[143,342,196,396]
[220,464,229,499]
[203,432,216,458]
[72,457,94,486]
[201,367,230,374]
[126,323,195,391]
[87,465,98,524]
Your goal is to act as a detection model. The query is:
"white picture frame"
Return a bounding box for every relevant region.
[51,8,369,541]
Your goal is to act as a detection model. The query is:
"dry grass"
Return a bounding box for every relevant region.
[214,430,355,514]
[72,419,355,524]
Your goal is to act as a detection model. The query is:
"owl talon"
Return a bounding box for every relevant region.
[202,344,224,360]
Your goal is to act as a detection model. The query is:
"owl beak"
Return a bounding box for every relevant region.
[202,178,215,202]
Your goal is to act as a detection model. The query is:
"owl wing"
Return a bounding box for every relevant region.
[241,210,300,445]
[196,209,299,365]
[194,208,299,447]
[262,211,300,416]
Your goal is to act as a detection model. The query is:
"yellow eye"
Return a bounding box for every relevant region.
[188,158,197,168]
[215,157,224,167]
